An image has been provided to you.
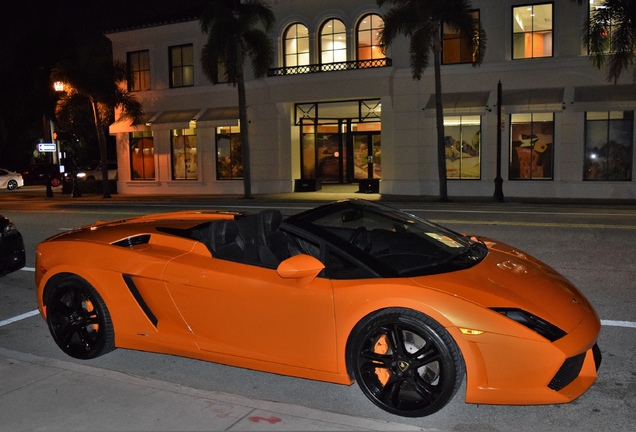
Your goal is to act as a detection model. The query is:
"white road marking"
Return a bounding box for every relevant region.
[0,310,40,327]
[21,267,35,272]
[600,320,636,328]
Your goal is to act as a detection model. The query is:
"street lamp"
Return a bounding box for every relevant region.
[53,81,81,197]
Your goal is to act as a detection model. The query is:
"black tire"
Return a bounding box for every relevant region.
[50,177,61,187]
[350,308,464,417]
[46,275,115,360]
[7,179,18,190]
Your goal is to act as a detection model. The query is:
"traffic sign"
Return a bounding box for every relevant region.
[37,143,57,152]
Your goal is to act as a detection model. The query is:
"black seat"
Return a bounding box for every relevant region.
[257,209,292,266]
[210,220,246,262]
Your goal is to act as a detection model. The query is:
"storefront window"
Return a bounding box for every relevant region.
[442,11,479,65]
[320,19,347,64]
[216,125,242,180]
[584,111,633,181]
[510,113,554,180]
[444,115,481,179]
[130,129,154,180]
[284,23,310,68]
[357,14,384,61]
[512,3,553,59]
[171,128,197,180]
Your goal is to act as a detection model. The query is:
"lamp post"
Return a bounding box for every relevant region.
[53,81,81,198]
[493,80,504,202]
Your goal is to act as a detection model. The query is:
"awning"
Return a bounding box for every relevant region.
[150,109,203,131]
[502,87,564,112]
[195,106,239,127]
[424,91,490,115]
[573,84,636,112]
[108,111,158,134]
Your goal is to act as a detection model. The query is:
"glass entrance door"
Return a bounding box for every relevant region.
[351,132,381,181]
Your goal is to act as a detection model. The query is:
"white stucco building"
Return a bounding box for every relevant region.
[106,0,636,199]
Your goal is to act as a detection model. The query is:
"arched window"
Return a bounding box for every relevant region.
[357,14,384,60]
[320,19,346,64]
[284,23,309,67]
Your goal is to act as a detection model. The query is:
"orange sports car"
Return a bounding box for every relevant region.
[34,199,601,417]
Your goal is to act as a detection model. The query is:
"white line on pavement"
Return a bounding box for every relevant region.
[0,310,40,327]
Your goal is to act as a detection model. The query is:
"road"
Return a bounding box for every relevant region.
[1,191,635,431]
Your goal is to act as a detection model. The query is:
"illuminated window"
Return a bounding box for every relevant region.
[171,128,197,180]
[284,23,310,68]
[584,112,633,181]
[216,125,242,180]
[442,11,479,65]
[444,116,481,179]
[357,14,384,61]
[512,3,553,59]
[169,44,194,88]
[510,113,554,180]
[127,50,150,91]
[320,19,347,64]
[130,129,154,180]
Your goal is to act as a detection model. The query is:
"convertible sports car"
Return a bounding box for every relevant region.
[1,215,26,275]
[34,199,601,417]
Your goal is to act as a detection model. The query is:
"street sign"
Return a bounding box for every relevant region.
[37,143,57,152]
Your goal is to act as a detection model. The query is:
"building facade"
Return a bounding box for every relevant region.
[106,0,636,199]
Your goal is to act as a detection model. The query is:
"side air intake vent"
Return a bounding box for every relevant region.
[112,234,151,248]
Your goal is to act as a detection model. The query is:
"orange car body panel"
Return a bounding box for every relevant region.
[35,210,601,404]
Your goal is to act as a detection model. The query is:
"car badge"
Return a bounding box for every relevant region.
[398,361,409,372]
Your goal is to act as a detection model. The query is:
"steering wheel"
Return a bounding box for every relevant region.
[349,226,371,252]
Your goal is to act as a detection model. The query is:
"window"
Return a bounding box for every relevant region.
[171,128,197,180]
[169,44,194,88]
[444,115,481,179]
[584,111,633,181]
[216,125,242,180]
[442,11,479,65]
[284,23,310,68]
[512,3,553,59]
[130,130,154,180]
[510,113,554,180]
[588,0,615,54]
[357,14,384,61]
[320,19,347,64]
[127,50,150,91]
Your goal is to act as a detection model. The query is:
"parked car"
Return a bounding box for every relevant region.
[21,164,62,187]
[0,168,24,190]
[76,161,118,181]
[34,199,601,417]
[1,215,25,275]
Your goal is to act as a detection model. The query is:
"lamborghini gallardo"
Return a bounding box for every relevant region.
[35,199,601,417]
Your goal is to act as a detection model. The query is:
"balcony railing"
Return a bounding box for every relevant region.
[267,58,392,77]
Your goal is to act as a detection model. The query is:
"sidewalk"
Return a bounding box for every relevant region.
[0,348,437,431]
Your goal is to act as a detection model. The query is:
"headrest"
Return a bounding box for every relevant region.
[213,220,239,245]
[258,209,282,234]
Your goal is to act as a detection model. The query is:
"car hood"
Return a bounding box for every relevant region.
[410,237,593,333]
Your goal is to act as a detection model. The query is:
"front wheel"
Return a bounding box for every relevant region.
[46,275,115,360]
[7,179,18,190]
[350,309,464,417]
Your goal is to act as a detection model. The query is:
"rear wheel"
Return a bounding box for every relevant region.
[50,177,61,187]
[7,179,18,190]
[350,309,464,417]
[46,275,115,359]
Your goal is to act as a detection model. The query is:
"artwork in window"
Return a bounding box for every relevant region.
[216,125,243,180]
[171,129,197,180]
[584,111,633,181]
[510,113,554,180]
[130,131,154,180]
[512,4,553,59]
[444,116,481,179]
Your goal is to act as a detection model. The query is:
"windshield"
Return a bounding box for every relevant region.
[286,200,487,277]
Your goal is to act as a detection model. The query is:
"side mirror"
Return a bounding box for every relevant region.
[277,254,325,286]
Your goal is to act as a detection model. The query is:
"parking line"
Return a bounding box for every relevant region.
[0,310,40,327]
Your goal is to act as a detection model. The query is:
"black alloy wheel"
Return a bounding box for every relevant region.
[46,276,115,360]
[350,308,464,417]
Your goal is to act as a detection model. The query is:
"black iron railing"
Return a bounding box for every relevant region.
[267,58,392,77]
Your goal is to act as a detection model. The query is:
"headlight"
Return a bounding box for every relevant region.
[77,173,86,178]
[491,308,567,342]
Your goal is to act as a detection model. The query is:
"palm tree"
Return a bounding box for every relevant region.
[199,0,275,199]
[377,0,486,201]
[581,0,636,83]
[52,35,143,198]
